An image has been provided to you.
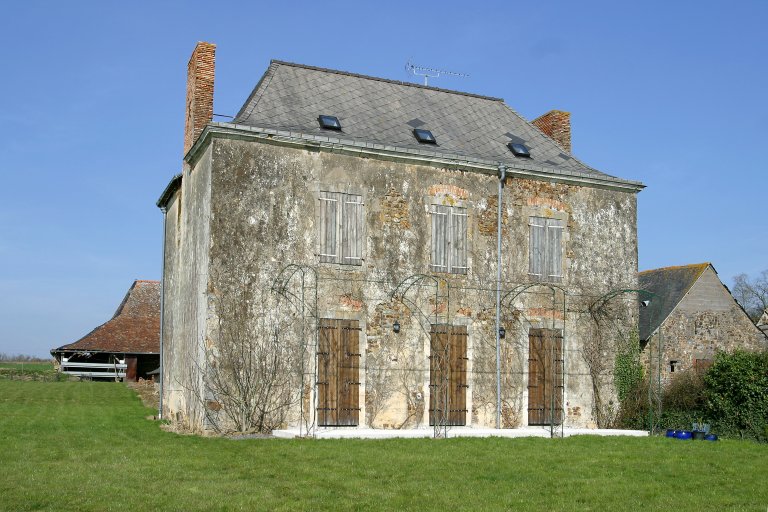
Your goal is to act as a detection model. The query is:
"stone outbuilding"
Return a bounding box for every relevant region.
[157,42,646,434]
[758,309,768,336]
[639,263,767,382]
[51,280,160,381]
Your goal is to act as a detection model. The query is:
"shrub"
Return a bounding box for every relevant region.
[705,350,768,442]
[658,370,707,430]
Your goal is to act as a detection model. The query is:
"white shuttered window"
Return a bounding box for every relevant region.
[529,216,563,282]
[430,205,468,274]
[319,191,363,265]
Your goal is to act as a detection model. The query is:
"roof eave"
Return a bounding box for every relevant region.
[185,122,646,193]
[51,348,160,356]
[156,173,183,209]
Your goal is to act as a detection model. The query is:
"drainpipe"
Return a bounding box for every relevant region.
[495,163,507,429]
[159,206,167,420]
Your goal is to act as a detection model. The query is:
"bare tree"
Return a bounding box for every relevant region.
[198,287,305,434]
[732,270,768,322]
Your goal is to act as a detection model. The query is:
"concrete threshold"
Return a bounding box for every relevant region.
[272,426,648,439]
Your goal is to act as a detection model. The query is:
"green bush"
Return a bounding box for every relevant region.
[614,330,644,403]
[657,370,707,430]
[705,350,768,442]
[615,350,768,442]
[615,377,653,430]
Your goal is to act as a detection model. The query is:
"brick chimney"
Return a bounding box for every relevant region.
[532,110,571,153]
[183,42,216,156]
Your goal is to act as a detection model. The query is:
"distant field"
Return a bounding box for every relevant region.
[1,380,767,511]
[0,361,54,372]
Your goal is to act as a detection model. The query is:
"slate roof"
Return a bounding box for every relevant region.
[638,263,710,341]
[229,60,641,189]
[52,280,160,355]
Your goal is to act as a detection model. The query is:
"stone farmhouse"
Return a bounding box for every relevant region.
[639,263,767,383]
[157,42,645,434]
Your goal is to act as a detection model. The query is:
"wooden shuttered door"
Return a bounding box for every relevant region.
[527,328,564,426]
[319,192,363,265]
[529,217,563,282]
[430,206,467,274]
[317,319,361,426]
[429,325,468,426]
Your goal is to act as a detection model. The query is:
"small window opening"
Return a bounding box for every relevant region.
[318,115,342,130]
[508,142,531,157]
[413,128,437,144]
[669,360,679,373]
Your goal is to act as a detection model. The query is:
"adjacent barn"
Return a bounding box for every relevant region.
[51,280,160,381]
[639,263,767,383]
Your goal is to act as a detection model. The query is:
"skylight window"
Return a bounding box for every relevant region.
[413,128,436,144]
[508,142,531,158]
[318,115,342,130]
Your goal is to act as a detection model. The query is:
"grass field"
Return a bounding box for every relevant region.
[0,361,54,372]
[0,361,63,382]
[1,381,766,511]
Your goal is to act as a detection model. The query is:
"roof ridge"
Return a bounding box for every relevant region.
[269,60,505,102]
[638,262,711,275]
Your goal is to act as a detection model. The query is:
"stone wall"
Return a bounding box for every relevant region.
[161,146,213,431]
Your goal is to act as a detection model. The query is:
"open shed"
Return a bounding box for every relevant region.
[51,280,160,381]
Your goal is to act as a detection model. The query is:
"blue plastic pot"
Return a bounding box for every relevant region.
[704,434,718,441]
[675,430,692,440]
[665,429,677,438]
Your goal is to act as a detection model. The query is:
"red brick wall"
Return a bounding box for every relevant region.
[183,42,216,156]
[532,110,571,153]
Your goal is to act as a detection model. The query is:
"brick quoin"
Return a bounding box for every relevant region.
[532,110,571,154]
[184,42,216,156]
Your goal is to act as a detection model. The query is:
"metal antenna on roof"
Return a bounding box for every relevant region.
[405,61,468,86]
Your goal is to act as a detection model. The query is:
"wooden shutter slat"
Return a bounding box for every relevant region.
[546,218,563,280]
[528,328,563,426]
[431,206,449,271]
[529,217,545,279]
[341,195,363,266]
[319,192,339,263]
[429,325,466,426]
[318,319,359,427]
[451,207,468,274]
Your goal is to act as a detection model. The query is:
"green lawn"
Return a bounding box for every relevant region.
[1,381,766,511]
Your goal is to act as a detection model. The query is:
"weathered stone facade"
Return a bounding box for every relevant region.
[160,134,641,432]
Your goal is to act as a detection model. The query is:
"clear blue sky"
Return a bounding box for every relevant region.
[1,1,766,357]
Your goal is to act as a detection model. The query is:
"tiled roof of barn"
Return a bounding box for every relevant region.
[230,60,641,188]
[638,263,710,341]
[52,280,160,355]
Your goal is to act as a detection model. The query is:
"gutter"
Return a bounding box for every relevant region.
[495,164,506,429]
[158,206,168,420]
[184,123,646,193]
[156,173,182,209]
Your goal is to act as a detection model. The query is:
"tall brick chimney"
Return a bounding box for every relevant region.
[532,110,571,153]
[183,42,216,156]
